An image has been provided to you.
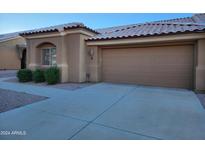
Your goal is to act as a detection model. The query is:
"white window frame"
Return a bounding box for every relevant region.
[41,47,57,66]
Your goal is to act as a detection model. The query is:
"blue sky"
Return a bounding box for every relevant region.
[0,13,193,34]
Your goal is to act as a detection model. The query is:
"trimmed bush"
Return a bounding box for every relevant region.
[33,69,45,83]
[17,69,32,82]
[44,67,60,85]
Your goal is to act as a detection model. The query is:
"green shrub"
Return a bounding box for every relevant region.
[44,67,60,85]
[33,69,45,83]
[17,69,32,82]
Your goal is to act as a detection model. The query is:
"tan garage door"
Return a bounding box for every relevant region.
[102,45,194,89]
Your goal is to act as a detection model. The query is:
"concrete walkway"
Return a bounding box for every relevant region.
[0,70,17,78]
[0,78,205,140]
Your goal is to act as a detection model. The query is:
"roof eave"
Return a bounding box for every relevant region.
[64,25,99,35]
[20,25,99,37]
[19,29,59,37]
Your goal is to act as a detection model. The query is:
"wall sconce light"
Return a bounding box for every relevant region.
[88,49,94,60]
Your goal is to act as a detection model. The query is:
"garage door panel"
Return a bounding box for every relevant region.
[103,64,192,72]
[102,45,194,89]
[103,74,192,88]
[103,53,193,65]
[103,72,192,80]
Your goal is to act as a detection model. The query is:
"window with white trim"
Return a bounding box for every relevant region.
[42,48,56,66]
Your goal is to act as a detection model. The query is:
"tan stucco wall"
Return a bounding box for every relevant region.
[195,39,205,91]
[87,46,102,82]
[26,30,94,83]
[63,33,91,82]
[64,33,81,82]
[79,34,91,82]
[25,31,205,90]
[26,34,62,68]
[26,34,67,82]
[0,37,25,70]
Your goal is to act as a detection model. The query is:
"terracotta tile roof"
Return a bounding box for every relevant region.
[95,14,205,35]
[88,14,205,41]
[0,32,20,42]
[0,23,98,41]
[20,22,98,36]
[153,13,205,24]
[88,23,205,41]
[1,14,205,42]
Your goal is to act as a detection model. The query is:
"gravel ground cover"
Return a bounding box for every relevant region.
[0,88,47,113]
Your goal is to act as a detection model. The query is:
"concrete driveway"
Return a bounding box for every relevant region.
[0,79,205,140]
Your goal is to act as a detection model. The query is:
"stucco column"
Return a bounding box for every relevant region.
[26,40,30,69]
[195,39,205,91]
[58,35,69,82]
[27,40,38,70]
[87,46,102,82]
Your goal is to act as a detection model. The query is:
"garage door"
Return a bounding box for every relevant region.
[102,45,194,89]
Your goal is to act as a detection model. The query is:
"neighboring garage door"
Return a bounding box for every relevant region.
[102,45,194,89]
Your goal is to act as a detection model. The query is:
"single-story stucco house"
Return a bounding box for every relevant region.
[0,32,26,70]
[1,13,205,91]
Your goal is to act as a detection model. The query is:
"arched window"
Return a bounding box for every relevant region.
[37,42,57,66]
